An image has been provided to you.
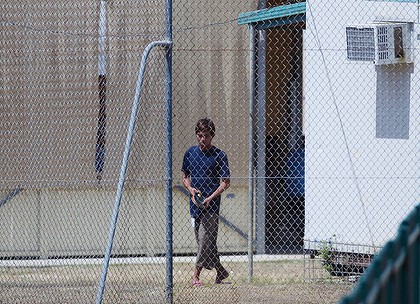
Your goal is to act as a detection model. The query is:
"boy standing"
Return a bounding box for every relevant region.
[182,118,231,286]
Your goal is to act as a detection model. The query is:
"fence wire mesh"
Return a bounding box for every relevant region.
[0,0,418,303]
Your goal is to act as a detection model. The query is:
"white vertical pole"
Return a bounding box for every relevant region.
[96,0,108,181]
[98,0,107,77]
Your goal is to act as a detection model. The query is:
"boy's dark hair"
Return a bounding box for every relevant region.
[195,118,215,137]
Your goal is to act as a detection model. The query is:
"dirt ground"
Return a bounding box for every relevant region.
[0,258,354,303]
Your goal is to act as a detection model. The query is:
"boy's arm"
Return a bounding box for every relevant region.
[204,178,230,206]
[182,171,200,205]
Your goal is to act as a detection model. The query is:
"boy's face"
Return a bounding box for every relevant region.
[196,130,213,151]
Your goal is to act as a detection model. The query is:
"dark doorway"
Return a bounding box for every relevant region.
[264,25,305,254]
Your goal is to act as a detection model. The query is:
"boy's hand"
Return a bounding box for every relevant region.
[193,192,205,209]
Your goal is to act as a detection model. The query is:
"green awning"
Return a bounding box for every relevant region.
[238,2,306,29]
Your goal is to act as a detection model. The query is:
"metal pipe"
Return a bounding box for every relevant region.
[248,24,256,283]
[95,39,172,304]
[255,0,267,255]
[164,0,174,302]
[255,28,267,255]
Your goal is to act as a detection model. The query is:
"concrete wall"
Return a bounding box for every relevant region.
[0,186,248,258]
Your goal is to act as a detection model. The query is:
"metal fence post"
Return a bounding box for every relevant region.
[247,23,256,283]
[164,0,173,302]
[95,40,172,304]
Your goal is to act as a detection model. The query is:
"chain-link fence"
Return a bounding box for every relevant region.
[0,0,418,303]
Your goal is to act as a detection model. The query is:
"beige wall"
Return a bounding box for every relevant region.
[0,1,253,189]
[1,2,99,188]
[0,0,254,256]
[171,6,251,186]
